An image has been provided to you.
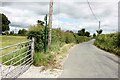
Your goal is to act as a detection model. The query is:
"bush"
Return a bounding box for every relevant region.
[65,32,75,44]
[33,52,54,66]
[27,25,45,52]
[51,28,66,44]
[94,33,120,56]
[74,33,91,43]
[27,25,91,66]
[27,25,91,52]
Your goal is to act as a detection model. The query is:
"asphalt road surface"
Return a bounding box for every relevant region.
[59,39,118,78]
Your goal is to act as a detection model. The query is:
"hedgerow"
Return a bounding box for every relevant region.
[27,25,91,66]
[27,25,45,52]
[94,33,120,56]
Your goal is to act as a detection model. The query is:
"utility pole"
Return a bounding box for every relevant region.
[97,21,102,35]
[99,21,100,30]
[48,0,53,48]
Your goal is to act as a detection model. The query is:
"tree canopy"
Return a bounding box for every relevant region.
[37,20,44,26]
[78,28,90,37]
[85,31,90,37]
[18,29,27,36]
[0,13,10,32]
[96,29,103,34]
[93,33,96,38]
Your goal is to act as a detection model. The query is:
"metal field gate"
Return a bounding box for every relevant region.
[0,38,34,79]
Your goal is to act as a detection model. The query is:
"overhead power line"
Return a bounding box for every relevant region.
[87,0,99,22]
[87,0,101,30]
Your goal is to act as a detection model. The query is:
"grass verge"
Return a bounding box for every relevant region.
[33,43,75,69]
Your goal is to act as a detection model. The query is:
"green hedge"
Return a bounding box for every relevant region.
[27,25,91,66]
[27,25,45,52]
[74,33,91,43]
[65,32,76,44]
[27,25,91,52]
[94,33,120,56]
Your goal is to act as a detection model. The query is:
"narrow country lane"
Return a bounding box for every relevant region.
[60,39,118,78]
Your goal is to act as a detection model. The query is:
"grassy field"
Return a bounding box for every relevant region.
[0,36,27,48]
[0,36,28,65]
[94,33,120,56]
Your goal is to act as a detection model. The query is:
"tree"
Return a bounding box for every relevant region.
[66,30,74,33]
[18,29,27,36]
[78,28,85,36]
[18,29,22,34]
[81,28,85,33]
[93,33,96,38]
[0,13,10,32]
[96,29,103,35]
[37,20,44,26]
[10,31,14,35]
[85,31,90,37]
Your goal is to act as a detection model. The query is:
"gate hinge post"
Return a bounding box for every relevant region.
[31,37,34,61]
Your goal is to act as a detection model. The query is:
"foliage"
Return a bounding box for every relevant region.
[117,33,120,47]
[51,28,65,44]
[33,52,52,66]
[18,29,28,36]
[93,33,96,38]
[27,25,45,52]
[85,31,90,37]
[37,20,44,26]
[78,28,90,37]
[10,31,14,35]
[78,28,85,36]
[65,32,75,43]
[27,24,92,52]
[27,24,91,66]
[66,30,74,33]
[33,43,75,67]
[94,33,120,56]
[0,13,10,32]
[96,29,103,34]
[74,33,91,43]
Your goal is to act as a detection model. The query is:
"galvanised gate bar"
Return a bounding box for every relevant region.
[0,38,34,79]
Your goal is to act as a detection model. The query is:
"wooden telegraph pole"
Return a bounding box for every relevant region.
[99,21,100,30]
[97,21,102,35]
[48,0,53,48]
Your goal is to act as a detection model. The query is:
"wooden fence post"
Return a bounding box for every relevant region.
[31,37,34,61]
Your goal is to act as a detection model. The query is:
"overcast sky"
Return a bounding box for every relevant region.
[0,0,119,34]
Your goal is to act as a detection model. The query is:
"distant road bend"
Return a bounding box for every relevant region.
[60,39,118,78]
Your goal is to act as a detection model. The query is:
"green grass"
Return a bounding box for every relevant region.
[33,41,75,68]
[0,35,27,48]
[0,35,27,55]
[0,35,28,65]
[33,42,65,67]
[94,33,120,56]
[2,48,28,65]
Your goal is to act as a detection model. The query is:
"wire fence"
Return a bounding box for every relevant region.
[0,38,34,79]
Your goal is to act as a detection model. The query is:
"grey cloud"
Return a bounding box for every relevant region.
[2,2,49,16]
[10,22,30,28]
[0,1,118,34]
